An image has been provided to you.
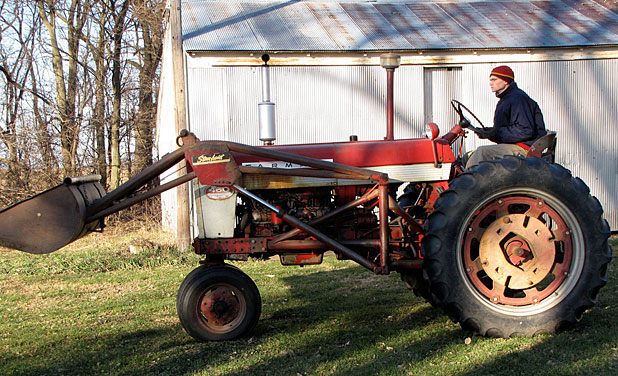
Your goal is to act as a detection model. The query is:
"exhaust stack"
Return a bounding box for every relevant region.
[380,53,401,141]
[258,54,276,145]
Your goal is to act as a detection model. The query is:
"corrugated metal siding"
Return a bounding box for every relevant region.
[423,67,462,128]
[424,67,463,152]
[157,25,181,232]
[182,0,618,51]
[187,64,427,145]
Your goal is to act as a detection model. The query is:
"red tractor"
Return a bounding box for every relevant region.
[0,100,612,342]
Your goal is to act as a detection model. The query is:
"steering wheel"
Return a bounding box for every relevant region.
[451,100,486,129]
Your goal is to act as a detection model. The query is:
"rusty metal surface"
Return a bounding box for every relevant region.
[280,253,324,265]
[479,214,556,290]
[231,183,381,272]
[271,188,380,243]
[195,238,268,254]
[463,195,573,306]
[0,181,105,254]
[182,0,618,51]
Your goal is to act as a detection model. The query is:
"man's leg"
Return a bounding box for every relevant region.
[466,144,527,169]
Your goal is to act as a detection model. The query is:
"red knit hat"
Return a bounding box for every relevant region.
[490,65,514,83]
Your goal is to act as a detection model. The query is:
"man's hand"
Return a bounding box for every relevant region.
[474,127,496,140]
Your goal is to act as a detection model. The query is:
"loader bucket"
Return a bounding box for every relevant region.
[0,175,106,254]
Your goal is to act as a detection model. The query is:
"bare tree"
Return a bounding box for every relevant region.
[0,0,167,214]
[37,0,92,177]
[0,1,39,198]
[130,0,165,176]
[92,3,109,187]
[109,0,130,189]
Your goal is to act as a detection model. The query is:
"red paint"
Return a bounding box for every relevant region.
[185,143,241,187]
[232,137,456,167]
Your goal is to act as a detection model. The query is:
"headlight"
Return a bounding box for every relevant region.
[425,122,440,140]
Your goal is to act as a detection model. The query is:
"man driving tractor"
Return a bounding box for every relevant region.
[466,65,547,168]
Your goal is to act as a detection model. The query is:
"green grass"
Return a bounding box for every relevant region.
[1,230,617,376]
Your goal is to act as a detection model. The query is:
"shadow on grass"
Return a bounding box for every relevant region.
[1,265,457,376]
[3,261,617,376]
[454,310,618,376]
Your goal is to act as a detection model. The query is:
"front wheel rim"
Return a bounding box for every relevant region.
[457,188,585,316]
[197,283,247,334]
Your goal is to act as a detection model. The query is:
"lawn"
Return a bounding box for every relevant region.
[1,228,617,376]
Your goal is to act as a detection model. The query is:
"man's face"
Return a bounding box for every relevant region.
[490,75,509,94]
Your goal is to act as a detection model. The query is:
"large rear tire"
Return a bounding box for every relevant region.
[177,264,261,341]
[422,157,612,337]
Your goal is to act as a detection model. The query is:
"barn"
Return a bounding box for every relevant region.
[157,0,618,233]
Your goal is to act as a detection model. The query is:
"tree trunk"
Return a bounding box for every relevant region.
[37,0,71,176]
[133,1,164,177]
[109,0,130,189]
[37,0,91,178]
[93,8,108,188]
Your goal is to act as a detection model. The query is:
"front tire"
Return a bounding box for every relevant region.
[422,157,612,337]
[177,264,261,341]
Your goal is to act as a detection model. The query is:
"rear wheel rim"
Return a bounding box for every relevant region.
[457,188,584,316]
[198,283,247,334]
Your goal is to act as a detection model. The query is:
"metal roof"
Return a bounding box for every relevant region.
[181,0,618,52]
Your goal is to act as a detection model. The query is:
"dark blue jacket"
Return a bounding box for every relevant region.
[493,82,546,146]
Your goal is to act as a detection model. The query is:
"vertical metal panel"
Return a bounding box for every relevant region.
[395,65,426,139]
[424,67,463,151]
[158,25,182,233]
[225,67,261,144]
[424,67,462,129]
[187,67,227,140]
[462,60,618,229]
[187,64,427,146]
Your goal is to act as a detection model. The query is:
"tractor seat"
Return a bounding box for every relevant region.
[526,131,557,163]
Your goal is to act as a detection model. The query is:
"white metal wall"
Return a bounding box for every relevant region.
[157,25,181,234]
[424,67,463,153]
[186,65,427,144]
[161,58,618,230]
